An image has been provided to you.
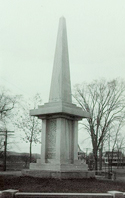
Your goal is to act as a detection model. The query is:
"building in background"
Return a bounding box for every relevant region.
[104,151,125,166]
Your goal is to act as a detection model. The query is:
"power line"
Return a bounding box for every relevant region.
[0,76,33,99]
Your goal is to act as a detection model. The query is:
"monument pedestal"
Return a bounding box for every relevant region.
[22,108,94,178]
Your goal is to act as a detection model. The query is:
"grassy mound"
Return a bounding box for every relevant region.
[0,175,125,193]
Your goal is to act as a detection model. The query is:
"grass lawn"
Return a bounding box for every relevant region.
[0,175,125,193]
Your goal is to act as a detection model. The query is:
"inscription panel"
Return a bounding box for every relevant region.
[46,119,56,160]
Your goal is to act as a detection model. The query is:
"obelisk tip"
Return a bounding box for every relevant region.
[59,16,66,22]
[60,15,65,19]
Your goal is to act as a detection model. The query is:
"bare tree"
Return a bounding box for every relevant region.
[15,93,42,163]
[105,115,125,151]
[0,86,20,121]
[0,87,20,156]
[74,79,125,170]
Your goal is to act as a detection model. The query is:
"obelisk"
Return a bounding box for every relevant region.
[49,17,72,103]
[23,17,94,179]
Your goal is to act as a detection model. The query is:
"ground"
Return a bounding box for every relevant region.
[0,174,125,193]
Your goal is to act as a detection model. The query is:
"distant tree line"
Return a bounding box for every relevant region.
[0,151,40,170]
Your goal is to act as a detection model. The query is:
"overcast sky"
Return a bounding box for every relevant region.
[0,0,125,153]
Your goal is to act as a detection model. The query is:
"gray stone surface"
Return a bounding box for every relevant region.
[49,17,72,104]
[22,169,95,179]
[27,17,93,179]
[30,102,90,119]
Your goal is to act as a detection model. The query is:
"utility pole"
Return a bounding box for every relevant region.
[3,130,7,171]
[0,130,14,171]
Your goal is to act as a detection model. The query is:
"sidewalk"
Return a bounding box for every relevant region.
[0,171,22,176]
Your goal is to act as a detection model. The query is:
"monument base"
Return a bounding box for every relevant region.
[22,160,95,179]
[30,159,88,170]
[22,169,95,179]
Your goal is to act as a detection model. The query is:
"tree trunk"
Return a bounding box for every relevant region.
[92,140,98,171]
[29,140,32,163]
[99,142,103,171]
[94,155,98,171]
[93,148,98,170]
[99,148,103,170]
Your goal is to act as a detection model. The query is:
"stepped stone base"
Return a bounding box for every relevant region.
[22,169,95,179]
[22,161,95,179]
[29,160,88,171]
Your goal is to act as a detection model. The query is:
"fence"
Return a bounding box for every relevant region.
[0,190,125,198]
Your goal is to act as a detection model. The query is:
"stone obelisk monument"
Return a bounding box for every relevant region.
[24,17,94,178]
